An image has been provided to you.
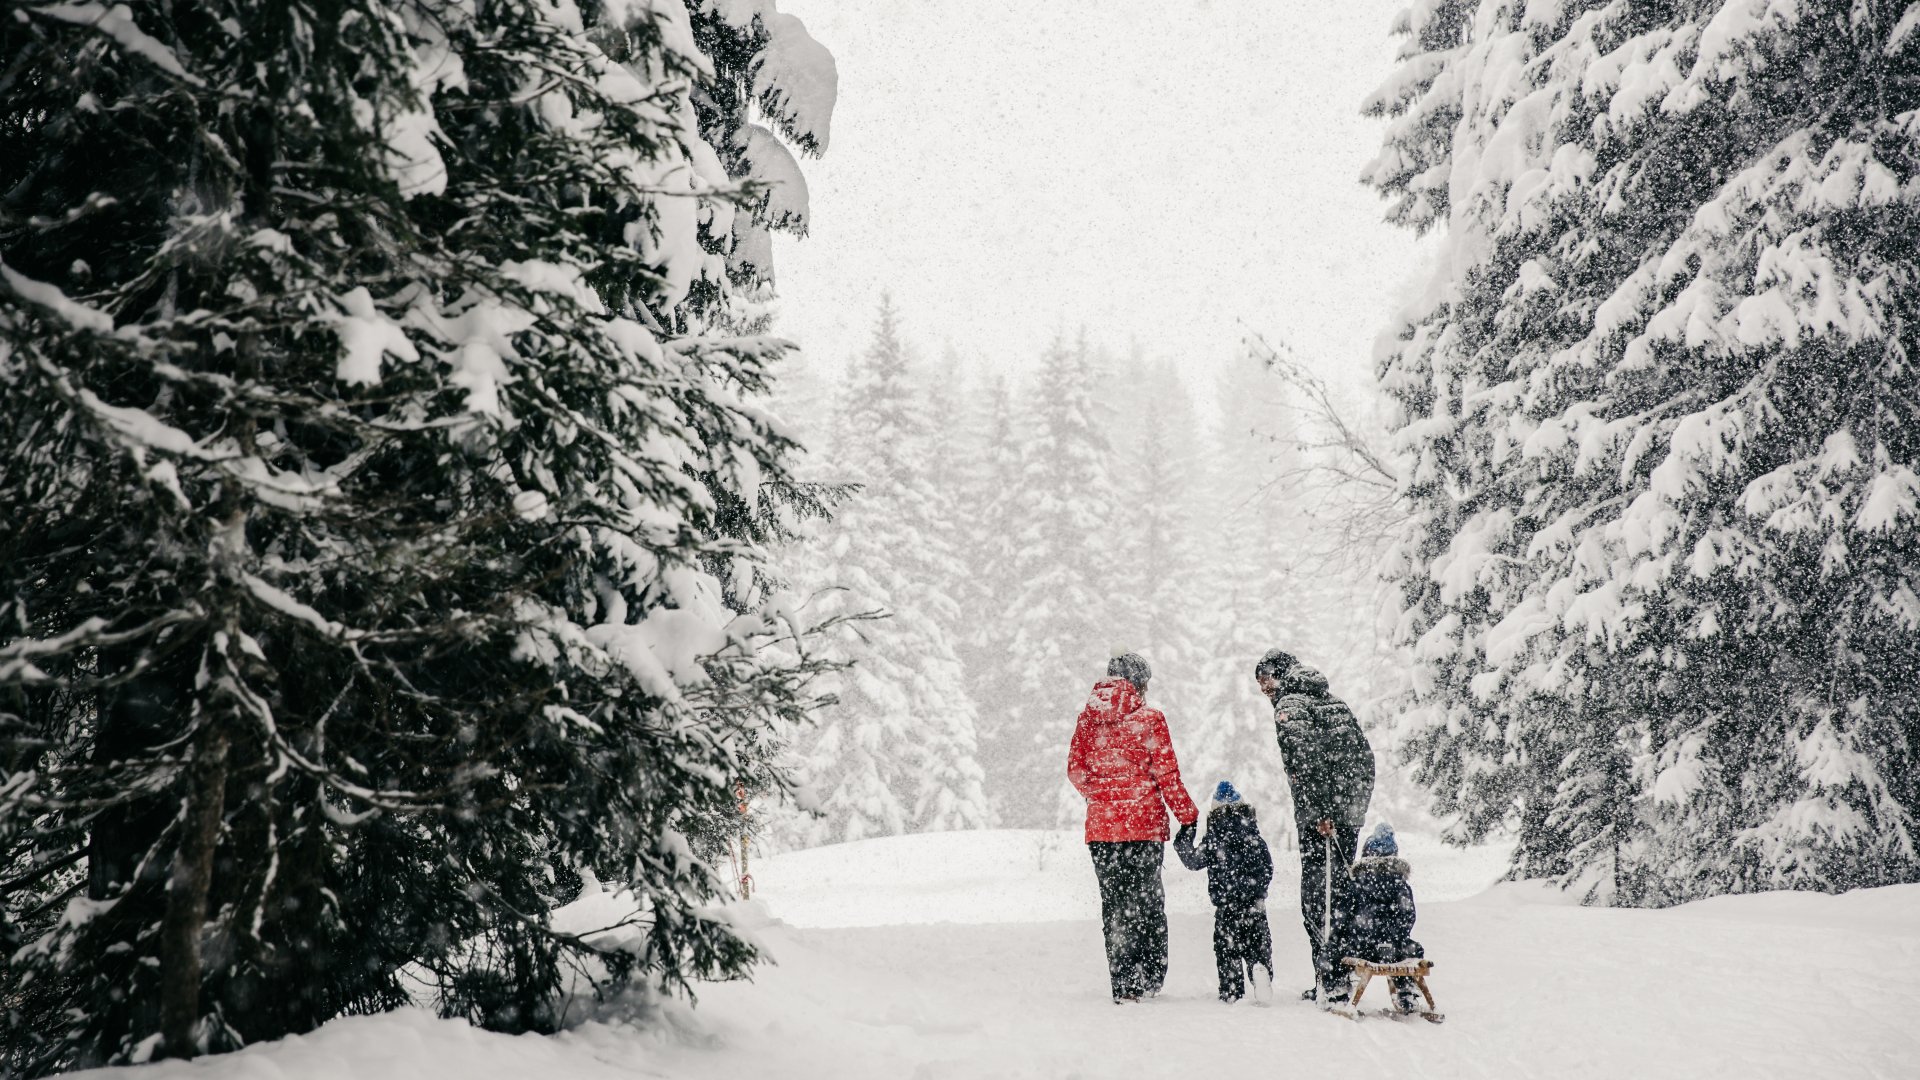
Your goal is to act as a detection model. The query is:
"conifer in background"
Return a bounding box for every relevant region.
[780,300,990,843]
[758,312,1420,841]
[953,373,1029,805]
[0,0,836,1071]
[908,351,997,831]
[1366,0,1920,901]
[996,336,1125,828]
[1186,354,1309,830]
[1100,360,1214,788]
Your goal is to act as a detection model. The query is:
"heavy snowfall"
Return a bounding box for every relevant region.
[1,1,1916,1078]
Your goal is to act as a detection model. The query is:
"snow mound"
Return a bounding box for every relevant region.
[64,1007,715,1080]
[1669,880,1920,934]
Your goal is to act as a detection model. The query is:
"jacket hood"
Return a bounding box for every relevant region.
[1207,801,1258,824]
[1352,855,1410,879]
[1084,677,1144,722]
[1286,665,1330,695]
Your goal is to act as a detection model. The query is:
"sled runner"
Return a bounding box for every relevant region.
[1339,957,1444,1024]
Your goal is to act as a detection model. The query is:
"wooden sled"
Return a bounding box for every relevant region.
[1337,957,1444,1024]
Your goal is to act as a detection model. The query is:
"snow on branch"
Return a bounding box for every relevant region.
[240,574,357,642]
[0,609,203,683]
[703,0,837,154]
[0,258,115,335]
[27,3,204,86]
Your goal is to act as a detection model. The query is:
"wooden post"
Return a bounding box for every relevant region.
[735,780,752,900]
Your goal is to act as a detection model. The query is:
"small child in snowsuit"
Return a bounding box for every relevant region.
[1174,781,1275,1003]
[1329,822,1424,1012]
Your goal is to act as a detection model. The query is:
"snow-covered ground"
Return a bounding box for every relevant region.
[83,829,1917,1079]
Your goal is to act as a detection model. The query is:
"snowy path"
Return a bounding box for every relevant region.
[668,833,1916,1079]
[84,831,1919,1080]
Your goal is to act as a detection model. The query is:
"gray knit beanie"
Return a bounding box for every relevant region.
[1107,651,1151,690]
[1253,648,1297,681]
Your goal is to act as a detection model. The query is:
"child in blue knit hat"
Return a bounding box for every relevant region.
[1174,781,1275,1003]
[1329,822,1424,1013]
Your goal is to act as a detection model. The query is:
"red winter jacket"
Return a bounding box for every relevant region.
[1066,678,1200,843]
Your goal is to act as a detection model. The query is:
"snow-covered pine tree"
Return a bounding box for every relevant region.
[908,349,999,830]
[0,0,836,1070]
[745,345,841,853]
[1366,0,1920,901]
[673,0,843,873]
[1185,354,1309,836]
[689,0,835,297]
[1362,0,1577,876]
[1547,708,1649,904]
[916,348,971,494]
[780,299,990,843]
[997,334,1128,828]
[952,371,1031,820]
[1100,359,1211,798]
[1092,349,1156,651]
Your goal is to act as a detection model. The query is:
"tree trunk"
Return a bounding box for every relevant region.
[159,721,229,1060]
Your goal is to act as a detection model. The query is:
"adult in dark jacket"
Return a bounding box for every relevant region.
[1067,652,1200,1003]
[1255,648,1375,999]
[1332,823,1424,1012]
[1174,781,1275,1003]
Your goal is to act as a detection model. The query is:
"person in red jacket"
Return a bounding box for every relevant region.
[1066,651,1201,1003]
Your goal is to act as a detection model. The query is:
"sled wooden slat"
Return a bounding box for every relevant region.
[1342,956,1439,1016]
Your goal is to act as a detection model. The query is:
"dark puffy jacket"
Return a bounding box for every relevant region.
[1270,668,1375,836]
[1334,855,1416,956]
[1173,802,1273,909]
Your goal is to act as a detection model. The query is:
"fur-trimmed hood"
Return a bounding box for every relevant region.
[1351,855,1411,880]
[1284,664,1330,696]
[1207,800,1257,825]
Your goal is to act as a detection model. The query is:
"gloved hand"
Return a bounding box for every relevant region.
[1172,820,1204,870]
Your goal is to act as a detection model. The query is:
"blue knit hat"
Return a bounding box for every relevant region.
[1362,822,1398,857]
[1212,781,1242,806]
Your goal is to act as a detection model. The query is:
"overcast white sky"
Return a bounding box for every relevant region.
[764,0,1426,392]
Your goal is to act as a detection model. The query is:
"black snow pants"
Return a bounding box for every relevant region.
[1088,840,1168,1000]
[1212,902,1273,1002]
[1297,825,1359,992]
